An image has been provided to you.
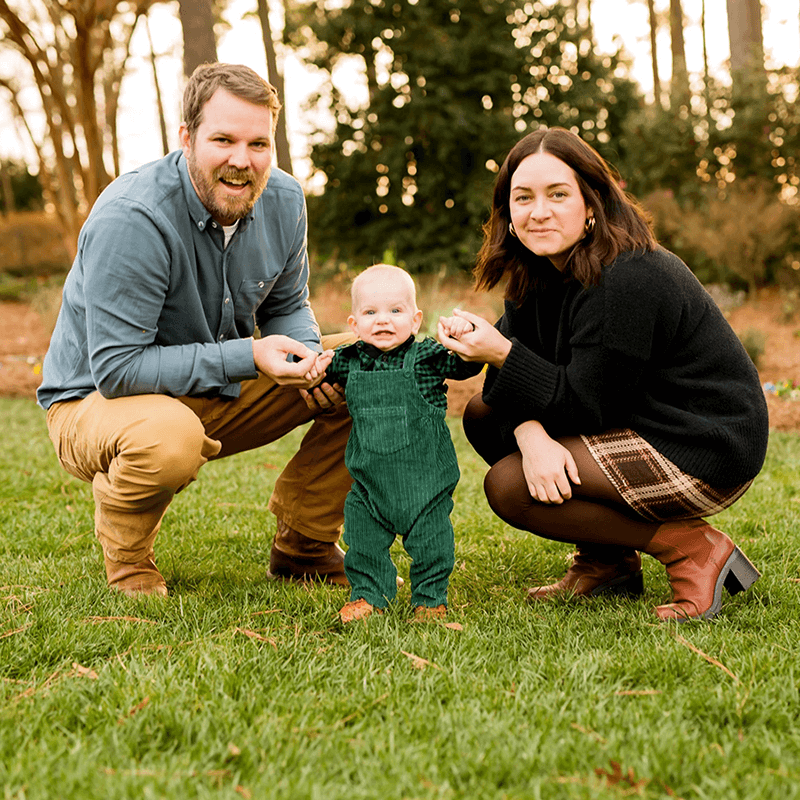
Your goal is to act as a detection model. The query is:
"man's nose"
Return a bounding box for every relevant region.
[227,142,251,170]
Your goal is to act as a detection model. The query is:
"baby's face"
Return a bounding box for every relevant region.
[348,273,423,352]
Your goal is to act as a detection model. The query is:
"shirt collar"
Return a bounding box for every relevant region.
[357,334,415,360]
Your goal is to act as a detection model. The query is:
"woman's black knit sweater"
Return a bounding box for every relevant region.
[482,248,769,486]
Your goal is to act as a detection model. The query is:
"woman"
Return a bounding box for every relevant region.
[440,128,769,621]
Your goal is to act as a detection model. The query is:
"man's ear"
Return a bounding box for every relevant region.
[411,308,424,335]
[179,123,191,158]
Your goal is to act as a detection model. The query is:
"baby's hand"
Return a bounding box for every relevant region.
[438,311,476,341]
[303,350,333,384]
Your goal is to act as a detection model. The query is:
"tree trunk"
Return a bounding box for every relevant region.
[669,0,690,110]
[725,0,766,98]
[177,0,218,76]
[257,0,293,174]
[701,0,711,122]
[646,0,663,110]
[145,12,171,156]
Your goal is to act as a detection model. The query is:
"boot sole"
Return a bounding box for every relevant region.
[588,570,644,598]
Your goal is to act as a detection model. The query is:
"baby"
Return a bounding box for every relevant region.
[312,264,481,622]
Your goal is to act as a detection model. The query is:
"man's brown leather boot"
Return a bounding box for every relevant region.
[267,519,348,586]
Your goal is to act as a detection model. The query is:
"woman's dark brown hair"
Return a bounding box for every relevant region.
[474,127,656,303]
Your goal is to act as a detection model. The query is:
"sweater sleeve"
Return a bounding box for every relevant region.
[482,272,654,435]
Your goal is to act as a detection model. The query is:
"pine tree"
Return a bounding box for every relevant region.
[298,0,641,273]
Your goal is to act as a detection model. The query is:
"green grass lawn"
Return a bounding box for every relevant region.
[2,395,799,799]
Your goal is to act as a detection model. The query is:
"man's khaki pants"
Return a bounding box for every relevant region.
[44,334,353,567]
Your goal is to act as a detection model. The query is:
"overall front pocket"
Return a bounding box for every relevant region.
[354,405,410,454]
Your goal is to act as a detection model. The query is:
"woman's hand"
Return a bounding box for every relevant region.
[514,420,581,504]
[437,308,512,368]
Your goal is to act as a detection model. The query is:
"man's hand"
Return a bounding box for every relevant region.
[252,335,328,387]
[300,381,346,411]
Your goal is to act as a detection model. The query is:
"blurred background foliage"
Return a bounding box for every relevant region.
[1,0,799,297]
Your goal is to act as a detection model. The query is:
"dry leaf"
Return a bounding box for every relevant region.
[594,760,648,791]
[235,787,252,799]
[400,650,440,670]
[444,622,463,631]
[118,696,150,724]
[84,615,157,625]
[71,663,98,680]
[571,722,607,745]
[235,628,278,649]
[0,623,33,640]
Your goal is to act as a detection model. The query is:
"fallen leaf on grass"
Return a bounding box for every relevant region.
[235,628,278,649]
[226,743,241,760]
[443,622,463,631]
[673,632,739,683]
[400,650,440,670]
[117,696,150,725]
[83,615,157,625]
[235,787,252,799]
[71,663,98,680]
[0,623,33,640]
[249,609,281,616]
[594,760,648,791]
[571,722,607,745]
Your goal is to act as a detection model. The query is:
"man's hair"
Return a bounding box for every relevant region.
[182,62,282,141]
[350,264,418,310]
[474,127,656,303]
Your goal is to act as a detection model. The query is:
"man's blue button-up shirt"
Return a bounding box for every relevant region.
[37,151,320,408]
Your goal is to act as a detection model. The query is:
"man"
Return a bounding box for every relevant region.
[37,63,352,597]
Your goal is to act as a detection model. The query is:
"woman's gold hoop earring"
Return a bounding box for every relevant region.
[509,222,518,239]
[584,216,596,235]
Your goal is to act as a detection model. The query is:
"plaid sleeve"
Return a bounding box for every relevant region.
[324,344,352,387]
[419,337,484,380]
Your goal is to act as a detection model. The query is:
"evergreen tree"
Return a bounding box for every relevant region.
[297,0,641,273]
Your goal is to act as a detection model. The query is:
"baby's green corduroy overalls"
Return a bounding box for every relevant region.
[343,343,460,609]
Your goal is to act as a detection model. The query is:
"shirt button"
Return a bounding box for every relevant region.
[218,334,225,341]
[258,281,264,288]
[224,297,230,304]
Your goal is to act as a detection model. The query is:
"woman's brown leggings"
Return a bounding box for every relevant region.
[462,396,660,557]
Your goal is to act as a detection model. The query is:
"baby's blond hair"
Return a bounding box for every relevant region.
[350,264,418,310]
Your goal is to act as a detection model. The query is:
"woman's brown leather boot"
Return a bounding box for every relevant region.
[645,519,760,621]
[527,547,644,601]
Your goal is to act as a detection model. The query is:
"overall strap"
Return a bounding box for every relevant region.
[402,341,418,375]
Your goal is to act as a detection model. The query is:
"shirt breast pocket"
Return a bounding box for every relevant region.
[236,278,278,313]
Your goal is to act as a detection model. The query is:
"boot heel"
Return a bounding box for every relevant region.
[723,547,761,596]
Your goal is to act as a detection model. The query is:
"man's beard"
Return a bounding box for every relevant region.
[187,150,270,225]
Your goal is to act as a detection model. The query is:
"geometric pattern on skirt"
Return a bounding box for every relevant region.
[580,428,753,522]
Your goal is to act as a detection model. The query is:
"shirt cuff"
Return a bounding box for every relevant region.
[222,338,259,383]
